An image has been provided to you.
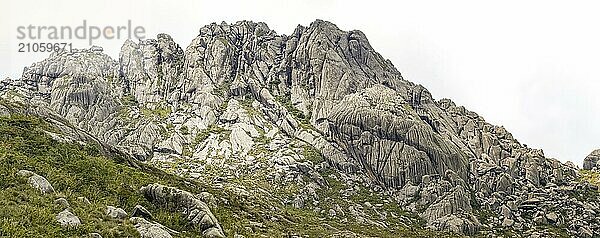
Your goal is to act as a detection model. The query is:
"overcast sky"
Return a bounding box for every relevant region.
[1,0,599,166]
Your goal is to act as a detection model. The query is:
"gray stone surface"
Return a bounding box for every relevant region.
[56,209,81,228]
[583,149,600,170]
[130,217,173,238]
[106,205,128,220]
[88,233,103,238]
[17,170,55,194]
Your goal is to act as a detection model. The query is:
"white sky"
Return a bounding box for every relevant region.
[1,0,599,166]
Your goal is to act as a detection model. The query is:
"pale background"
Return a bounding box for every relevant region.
[1,0,599,166]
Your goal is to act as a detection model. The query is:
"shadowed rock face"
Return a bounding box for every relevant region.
[120,34,185,105]
[584,149,600,170]
[1,20,597,236]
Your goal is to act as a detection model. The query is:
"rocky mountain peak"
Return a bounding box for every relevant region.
[1,20,599,237]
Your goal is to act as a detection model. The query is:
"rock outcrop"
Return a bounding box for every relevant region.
[140,183,225,238]
[584,149,600,170]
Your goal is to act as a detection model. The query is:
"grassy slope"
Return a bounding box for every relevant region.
[0,114,202,237]
[578,170,600,202]
[0,113,459,237]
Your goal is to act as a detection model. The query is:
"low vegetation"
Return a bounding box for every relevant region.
[0,114,202,237]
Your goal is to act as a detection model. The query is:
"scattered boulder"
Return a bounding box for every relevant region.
[130,217,174,238]
[17,170,55,194]
[78,196,92,205]
[328,209,337,217]
[546,212,559,224]
[533,213,547,225]
[56,209,81,228]
[502,218,514,227]
[106,206,128,220]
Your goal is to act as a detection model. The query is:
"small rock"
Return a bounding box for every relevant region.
[249,221,264,228]
[130,217,172,238]
[313,207,321,213]
[500,205,512,218]
[17,170,54,194]
[78,196,91,205]
[16,170,34,177]
[132,205,153,220]
[533,215,547,225]
[106,206,128,220]
[88,233,103,238]
[55,198,70,209]
[29,174,55,194]
[328,209,336,217]
[293,196,305,208]
[204,227,226,238]
[56,209,81,228]
[546,212,559,223]
[502,218,514,227]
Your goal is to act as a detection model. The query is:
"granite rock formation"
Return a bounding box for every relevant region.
[584,149,600,170]
[1,20,598,237]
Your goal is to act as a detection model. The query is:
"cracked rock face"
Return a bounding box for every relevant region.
[326,85,469,187]
[2,19,599,236]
